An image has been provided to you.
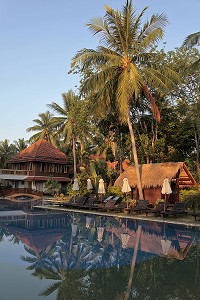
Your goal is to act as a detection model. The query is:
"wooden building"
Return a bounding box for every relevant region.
[0,139,73,193]
[115,162,197,204]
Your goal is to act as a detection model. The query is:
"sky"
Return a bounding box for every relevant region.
[0,0,199,143]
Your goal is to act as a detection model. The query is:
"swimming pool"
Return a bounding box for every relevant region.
[0,210,199,300]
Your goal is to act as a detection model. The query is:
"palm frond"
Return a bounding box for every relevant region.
[182,31,200,48]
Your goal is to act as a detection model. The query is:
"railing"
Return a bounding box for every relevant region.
[0,169,29,175]
[0,188,43,197]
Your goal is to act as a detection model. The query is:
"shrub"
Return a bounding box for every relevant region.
[179,189,200,211]
[107,185,124,197]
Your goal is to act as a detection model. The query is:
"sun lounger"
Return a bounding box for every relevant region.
[144,202,165,216]
[78,196,98,210]
[107,200,126,212]
[63,196,87,208]
[191,212,200,221]
[160,202,188,218]
[103,195,114,203]
[129,200,149,214]
[98,196,120,211]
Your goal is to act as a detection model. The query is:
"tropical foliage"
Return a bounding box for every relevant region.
[0,0,199,188]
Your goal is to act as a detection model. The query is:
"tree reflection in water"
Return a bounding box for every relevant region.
[4,211,200,300]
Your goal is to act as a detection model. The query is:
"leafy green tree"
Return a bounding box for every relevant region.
[44,177,61,195]
[70,0,179,199]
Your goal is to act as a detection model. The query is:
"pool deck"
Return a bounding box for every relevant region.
[33,204,200,228]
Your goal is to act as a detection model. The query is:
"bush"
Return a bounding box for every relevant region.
[179,189,200,211]
[107,185,124,197]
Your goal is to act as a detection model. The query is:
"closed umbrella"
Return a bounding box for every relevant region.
[161,238,172,256]
[71,223,78,237]
[85,216,92,229]
[161,223,172,255]
[122,178,131,208]
[87,179,93,190]
[120,219,130,248]
[161,177,172,212]
[97,226,104,242]
[98,179,105,204]
[73,178,79,191]
[121,232,131,249]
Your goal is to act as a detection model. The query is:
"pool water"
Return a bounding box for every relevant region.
[0,210,200,300]
[14,195,33,200]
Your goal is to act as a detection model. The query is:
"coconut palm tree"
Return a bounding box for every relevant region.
[48,90,94,178]
[182,31,200,71]
[26,111,57,145]
[183,31,200,48]
[0,139,16,168]
[13,138,28,152]
[70,0,179,199]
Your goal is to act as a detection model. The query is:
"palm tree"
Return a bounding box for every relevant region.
[182,31,200,70]
[183,31,200,48]
[48,90,93,178]
[0,139,16,168]
[70,0,179,199]
[13,138,28,152]
[26,111,57,145]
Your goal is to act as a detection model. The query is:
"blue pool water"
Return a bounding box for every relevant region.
[0,210,200,300]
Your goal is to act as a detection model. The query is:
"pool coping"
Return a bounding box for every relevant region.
[33,204,200,228]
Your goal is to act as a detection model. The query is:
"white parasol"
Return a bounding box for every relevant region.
[122,178,131,208]
[87,178,93,190]
[98,179,105,204]
[97,226,104,242]
[72,177,79,191]
[85,216,92,229]
[161,177,172,212]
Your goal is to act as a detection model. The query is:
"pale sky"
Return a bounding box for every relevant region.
[0,0,199,143]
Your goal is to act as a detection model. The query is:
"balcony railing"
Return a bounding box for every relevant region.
[0,169,29,175]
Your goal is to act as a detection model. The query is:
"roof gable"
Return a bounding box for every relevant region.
[9,139,67,164]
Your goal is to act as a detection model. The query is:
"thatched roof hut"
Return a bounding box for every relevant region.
[115,162,197,203]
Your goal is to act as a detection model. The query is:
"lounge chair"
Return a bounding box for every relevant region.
[144,202,166,216]
[63,196,88,208]
[103,195,114,203]
[78,196,98,210]
[108,200,126,212]
[160,202,188,218]
[129,200,149,214]
[98,196,120,211]
[191,212,200,221]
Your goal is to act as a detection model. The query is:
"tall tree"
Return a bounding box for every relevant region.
[0,140,16,168]
[26,111,57,145]
[182,31,200,71]
[13,138,28,152]
[48,90,91,178]
[70,0,179,199]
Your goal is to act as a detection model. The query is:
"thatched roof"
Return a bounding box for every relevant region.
[115,162,197,189]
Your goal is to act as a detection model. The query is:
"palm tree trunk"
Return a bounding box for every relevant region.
[127,113,144,200]
[72,134,77,178]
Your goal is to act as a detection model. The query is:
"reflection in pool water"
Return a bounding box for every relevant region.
[0,210,200,300]
[14,195,34,200]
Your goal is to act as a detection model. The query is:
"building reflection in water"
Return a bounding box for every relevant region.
[1,210,199,299]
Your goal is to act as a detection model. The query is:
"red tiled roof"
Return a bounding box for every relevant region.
[7,227,65,253]
[9,139,67,164]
